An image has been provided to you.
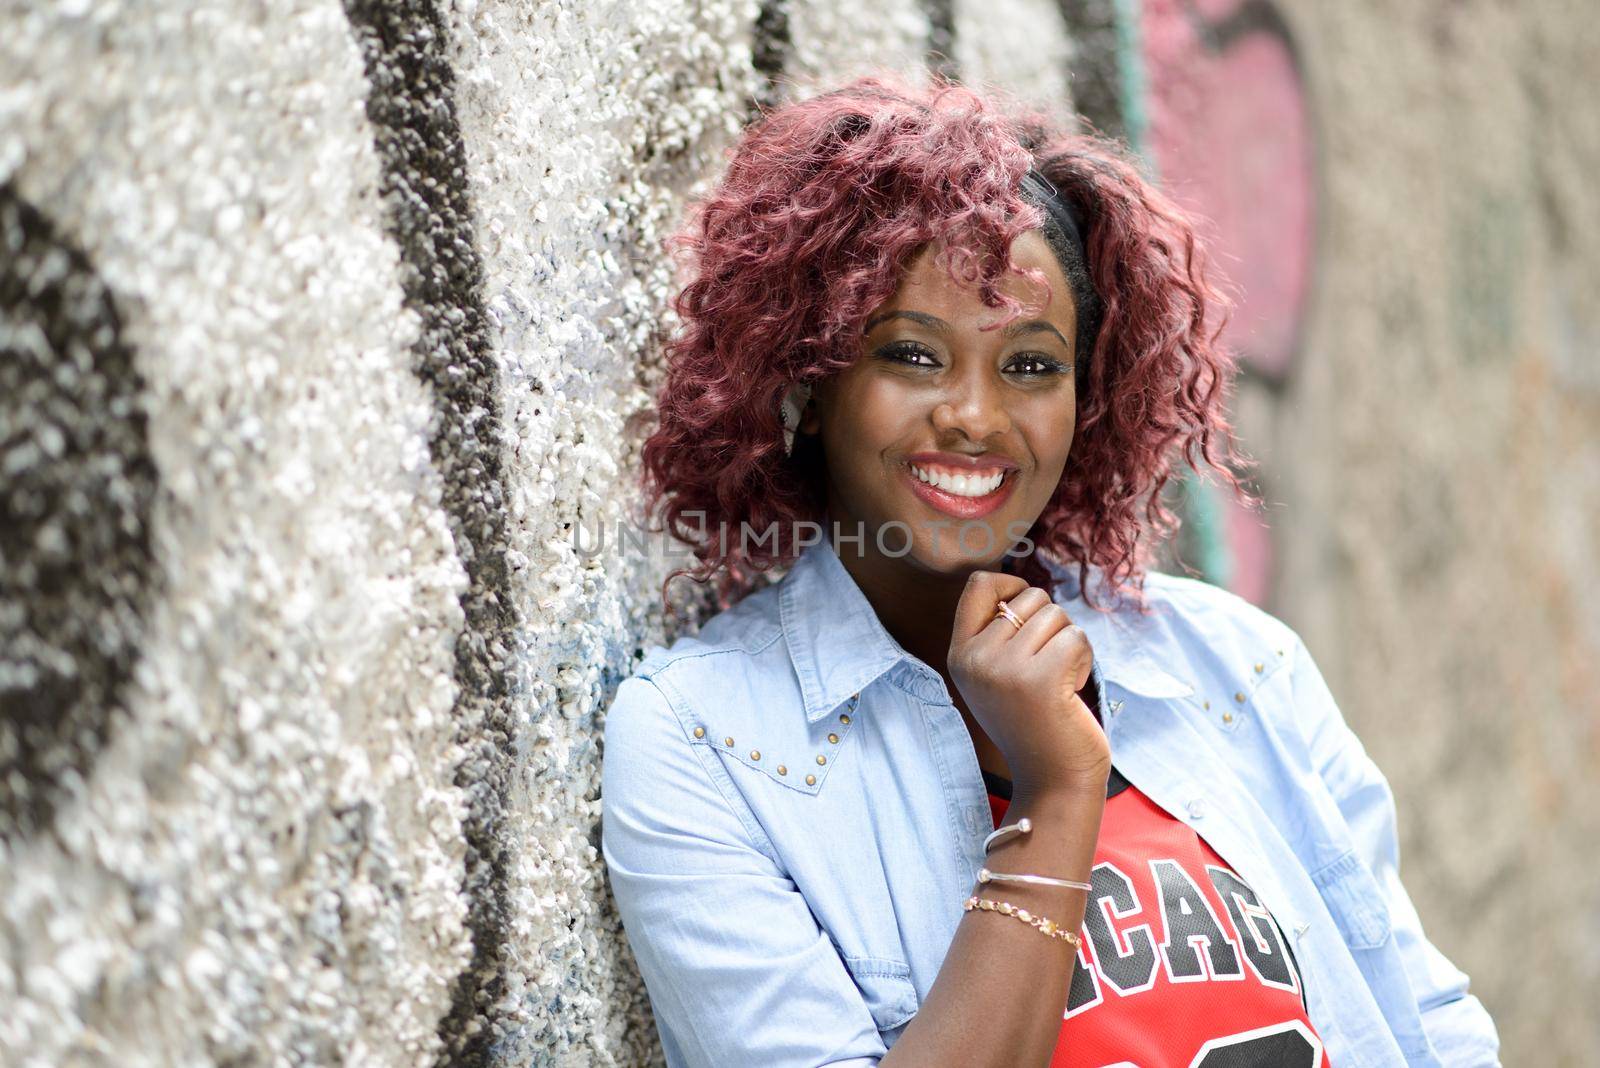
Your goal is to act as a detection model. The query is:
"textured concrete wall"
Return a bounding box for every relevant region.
[2,1,1593,1066]
[1233,2,1600,1064]
[1062,4,1600,1059]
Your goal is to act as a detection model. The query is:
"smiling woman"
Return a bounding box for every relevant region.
[606,70,1501,1068]
[638,72,1241,614]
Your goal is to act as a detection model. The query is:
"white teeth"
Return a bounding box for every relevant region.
[910,464,1007,497]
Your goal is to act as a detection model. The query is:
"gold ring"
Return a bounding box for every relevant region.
[995,601,1024,632]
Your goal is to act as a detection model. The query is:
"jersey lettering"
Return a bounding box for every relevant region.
[1206,866,1300,994]
[1151,858,1244,982]
[1083,862,1159,995]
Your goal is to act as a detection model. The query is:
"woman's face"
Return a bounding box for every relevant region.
[801,229,1078,575]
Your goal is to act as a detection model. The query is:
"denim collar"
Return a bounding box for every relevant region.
[777,539,1194,726]
[777,537,924,723]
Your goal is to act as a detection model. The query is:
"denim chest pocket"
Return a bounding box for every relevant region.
[843,955,919,1033]
[1311,849,1393,950]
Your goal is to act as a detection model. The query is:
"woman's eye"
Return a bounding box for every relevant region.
[1008,354,1069,377]
[878,341,939,367]
[876,342,1068,377]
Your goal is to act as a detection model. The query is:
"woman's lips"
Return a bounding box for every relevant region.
[901,462,1019,520]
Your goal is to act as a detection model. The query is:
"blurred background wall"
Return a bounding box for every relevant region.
[1,1,1593,1065]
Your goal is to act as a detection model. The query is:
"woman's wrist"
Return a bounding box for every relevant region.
[1009,765,1110,813]
[986,780,1105,880]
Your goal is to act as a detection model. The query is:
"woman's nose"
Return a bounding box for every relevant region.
[930,368,1012,442]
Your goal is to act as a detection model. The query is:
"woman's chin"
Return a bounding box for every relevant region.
[891,523,1019,576]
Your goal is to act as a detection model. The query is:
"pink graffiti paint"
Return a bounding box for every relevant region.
[1141,0,1317,605]
[1141,0,1315,381]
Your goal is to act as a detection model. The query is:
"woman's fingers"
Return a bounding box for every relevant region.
[983,586,1052,641]
[1014,600,1073,656]
[952,570,1031,644]
[1040,619,1094,692]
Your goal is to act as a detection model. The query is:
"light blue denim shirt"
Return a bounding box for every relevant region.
[601,537,1501,1068]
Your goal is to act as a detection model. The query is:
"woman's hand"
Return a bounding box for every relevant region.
[947,570,1111,799]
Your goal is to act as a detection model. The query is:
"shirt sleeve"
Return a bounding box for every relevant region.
[600,673,889,1068]
[1287,635,1503,1067]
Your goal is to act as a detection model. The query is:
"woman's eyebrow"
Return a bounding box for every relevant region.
[863,309,1068,347]
[863,309,948,334]
[1004,320,1070,347]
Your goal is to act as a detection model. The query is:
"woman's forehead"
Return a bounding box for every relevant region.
[880,231,1076,325]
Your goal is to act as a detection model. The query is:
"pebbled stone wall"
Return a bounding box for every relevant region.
[0,4,476,1063]
[0,2,1048,1065]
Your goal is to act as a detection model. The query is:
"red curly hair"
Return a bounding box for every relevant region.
[639,71,1260,617]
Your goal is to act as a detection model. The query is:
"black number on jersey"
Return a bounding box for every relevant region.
[1187,1019,1322,1067]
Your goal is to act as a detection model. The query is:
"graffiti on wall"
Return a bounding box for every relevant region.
[341,2,521,1062]
[0,1,1317,1064]
[1059,0,1319,605]
[1142,0,1316,385]
[0,186,159,836]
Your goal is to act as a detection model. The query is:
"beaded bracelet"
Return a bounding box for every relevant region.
[964,895,1083,947]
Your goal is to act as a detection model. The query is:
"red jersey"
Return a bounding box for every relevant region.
[986,767,1332,1067]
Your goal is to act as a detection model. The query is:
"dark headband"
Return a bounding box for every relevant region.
[1020,167,1101,363]
[1020,167,1088,268]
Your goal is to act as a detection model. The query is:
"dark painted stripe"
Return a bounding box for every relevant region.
[921,0,960,83]
[341,5,518,1064]
[1055,0,1130,140]
[0,184,158,839]
[1190,0,1299,56]
[749,0,793,119]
